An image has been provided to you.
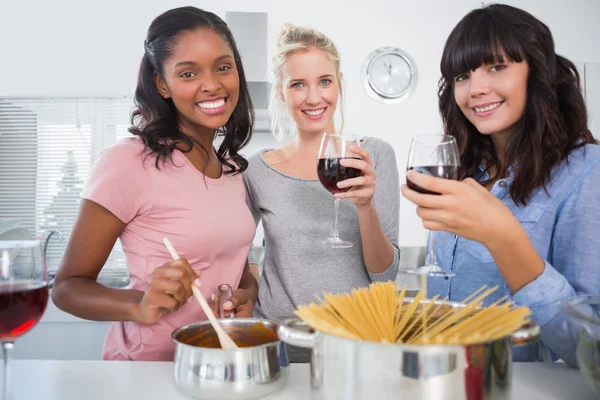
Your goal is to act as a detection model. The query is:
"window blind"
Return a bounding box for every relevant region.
[0,97,134,271]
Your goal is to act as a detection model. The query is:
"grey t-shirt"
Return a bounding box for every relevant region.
[243,137,400,362]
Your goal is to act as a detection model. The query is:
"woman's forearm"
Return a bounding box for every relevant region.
[238,262,259,299]
[248,263,261,284]
[357,203,396,274]
[485,223,545,294]
[52,277,144,322]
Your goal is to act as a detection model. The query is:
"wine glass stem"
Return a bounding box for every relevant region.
[329,198,341,240]
[2,342,13,400]
[426,230,437,266]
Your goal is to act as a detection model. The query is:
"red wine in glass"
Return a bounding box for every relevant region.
[0,240,48,400]
[407,165,462,195]
[404,135,461,278]
[317,157,361,194]
[0,282,49,341]
[317,133,361,249]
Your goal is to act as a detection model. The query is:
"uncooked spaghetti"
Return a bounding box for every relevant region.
[294,282,531,345]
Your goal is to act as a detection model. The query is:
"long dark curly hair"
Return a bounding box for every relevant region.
[438,4,596,205]
[130,6,253,174]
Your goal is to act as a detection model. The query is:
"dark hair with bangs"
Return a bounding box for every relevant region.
[130,6,253,174]
[438,4,596,205]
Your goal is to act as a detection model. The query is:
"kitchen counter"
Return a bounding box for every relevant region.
[12,359,597,399]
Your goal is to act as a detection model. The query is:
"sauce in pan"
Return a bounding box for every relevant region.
[176,321,279,349]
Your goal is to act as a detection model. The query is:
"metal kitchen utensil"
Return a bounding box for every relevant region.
[172,318,289,400]
[279,298,540,400]
[162,237,238,350]
[218,283,235,319]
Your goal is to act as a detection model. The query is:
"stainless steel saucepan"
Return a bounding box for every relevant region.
[278,298,540,400]
[172,318,289,400]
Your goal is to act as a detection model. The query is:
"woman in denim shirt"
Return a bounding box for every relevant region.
[402,4,599,367]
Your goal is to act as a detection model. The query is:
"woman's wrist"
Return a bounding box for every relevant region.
[127,290,145,323]
[481,213,520,251]
[239,266,259,300]
[355,200,375,214]
[484,221,545,293]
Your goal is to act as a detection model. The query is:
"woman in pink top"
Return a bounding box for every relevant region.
[51,6,258,361]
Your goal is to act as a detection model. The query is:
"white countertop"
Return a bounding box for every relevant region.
[11,359,597,400]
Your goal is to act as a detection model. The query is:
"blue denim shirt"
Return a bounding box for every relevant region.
[428,144,600,367]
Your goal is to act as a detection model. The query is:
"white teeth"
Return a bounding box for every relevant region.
[303,108,325,116]
[197,99,225,109]
[474,102,502,113]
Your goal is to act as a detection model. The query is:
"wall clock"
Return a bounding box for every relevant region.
[360,47,418,105]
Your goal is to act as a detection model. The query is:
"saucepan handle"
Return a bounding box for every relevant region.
[277,318,317,349]
[511,320,541,347]
[218,284,235,319]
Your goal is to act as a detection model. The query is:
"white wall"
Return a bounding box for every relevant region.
[1,0,599,246]
[586,63,600,141]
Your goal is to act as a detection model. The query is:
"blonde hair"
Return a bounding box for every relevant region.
[269,23,345,146]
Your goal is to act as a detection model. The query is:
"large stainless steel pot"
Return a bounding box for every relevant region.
[172,318,289,400]
[278,299,540,400]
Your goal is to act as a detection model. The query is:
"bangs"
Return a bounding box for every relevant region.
[441,10,525,80]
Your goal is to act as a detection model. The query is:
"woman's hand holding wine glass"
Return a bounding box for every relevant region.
[402,171,520,246]
[331,145,377,208]
[402,134,461,277]
[317,133,363,249]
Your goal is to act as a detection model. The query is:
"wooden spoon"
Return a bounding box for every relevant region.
[162,238,238,350]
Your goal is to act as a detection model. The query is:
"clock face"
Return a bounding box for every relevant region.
[361,47,418,105]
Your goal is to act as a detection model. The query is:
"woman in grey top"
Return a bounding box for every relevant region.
[243,24,400,362]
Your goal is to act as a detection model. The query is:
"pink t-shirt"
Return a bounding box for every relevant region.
[82,137,255,361]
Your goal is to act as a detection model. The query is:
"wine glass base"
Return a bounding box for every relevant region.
[404,265,455,277]
[321,237,353,249]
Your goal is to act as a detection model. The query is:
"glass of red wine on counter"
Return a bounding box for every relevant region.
[317,133,361,249]
[0,240,49,400]
[405,134,461,277]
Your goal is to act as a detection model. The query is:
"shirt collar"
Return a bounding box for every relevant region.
[474,162,515,185]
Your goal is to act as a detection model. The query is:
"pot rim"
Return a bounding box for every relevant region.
[280,296,540,350]
[282,318,538,351]
[171,317,282,352]
[321,322,536,349]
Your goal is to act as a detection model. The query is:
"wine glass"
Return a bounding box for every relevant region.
[404,134,461,277]
[317,133,361,249]
[563,295,600,396]
[0,240,49,400]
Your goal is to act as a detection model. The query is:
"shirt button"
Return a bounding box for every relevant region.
[499,181,507,187]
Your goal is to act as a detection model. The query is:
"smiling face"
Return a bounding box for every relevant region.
[155,28,240,137]
[453,58,529,142]
[282,47,339,138]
